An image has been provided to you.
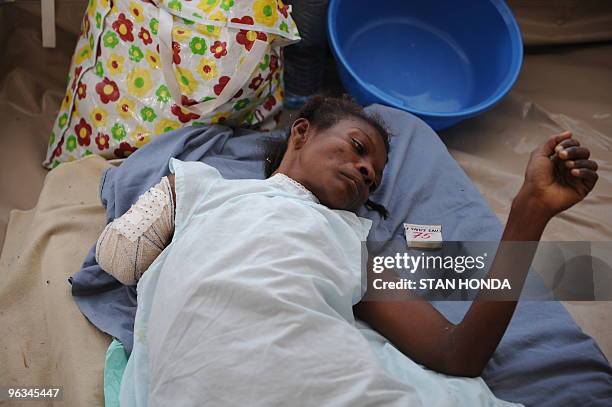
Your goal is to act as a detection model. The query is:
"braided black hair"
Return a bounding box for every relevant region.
[264,95,390,219]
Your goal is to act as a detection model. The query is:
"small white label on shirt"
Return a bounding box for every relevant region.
[404,223,443,249]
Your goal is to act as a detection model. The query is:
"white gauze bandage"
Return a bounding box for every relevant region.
[96,176,175,285]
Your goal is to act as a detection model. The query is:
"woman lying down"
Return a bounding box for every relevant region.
[96,97,598,406]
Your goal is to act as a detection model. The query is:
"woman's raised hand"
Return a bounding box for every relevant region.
[516,131,598,220]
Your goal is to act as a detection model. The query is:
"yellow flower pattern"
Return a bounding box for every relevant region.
[131,125,151,147]
[173,27,192,42]
[90,107,108,126]
[196,0,220,14]
[209,10,227,22]
[211,111,229,124]
[145,50,160,69]
[74,45,92,65]
[175,67,199,93]
[196,58,217,80]
[87,0,97,17]
[155,119,181,135]
[107,54,125,75]
[129,1,145,23]
[195,22,222,39]
[60,89,73,112]
[116,97,137,120]
[253,0,278,27]
[127,68,153,97]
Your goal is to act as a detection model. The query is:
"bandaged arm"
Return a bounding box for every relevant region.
[95,175,176,285]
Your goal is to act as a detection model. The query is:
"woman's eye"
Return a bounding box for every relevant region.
[351,138,365,154]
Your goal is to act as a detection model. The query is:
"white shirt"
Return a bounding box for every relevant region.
[120,159,520,407]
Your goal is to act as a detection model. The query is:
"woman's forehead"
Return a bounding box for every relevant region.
[329,118,385,145]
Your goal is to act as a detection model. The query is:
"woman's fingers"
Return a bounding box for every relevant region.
[540,131,572,156]
[555,139,580,152]
[570,168,599,187]
[558,146,590,161]
[564,159,598,171]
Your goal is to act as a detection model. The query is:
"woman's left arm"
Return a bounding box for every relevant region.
[354,131,599,377]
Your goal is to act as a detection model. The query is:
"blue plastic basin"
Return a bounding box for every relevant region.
[328,0,523,130]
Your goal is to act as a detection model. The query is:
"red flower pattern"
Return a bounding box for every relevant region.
[171,104,200,123]
[232,89,243,100]
[278,2,289,18]
[112,13,134,42]
[71,66,83,90]
[75,118,92,146]
[53,139,63,157]
[213,76,230,96]
[231,16,267,51]
[248,74,263,91]
[269,55,279,72]
[138,27,152,45]
[172,41,181,64]
[95,132,110,150]
[181,95,198,106]
[263,95,276,111]
[114,142,137,158]
[95,77,120,104]
[210,41,227,59]
[77,83,87,99]
[231,15,254,25]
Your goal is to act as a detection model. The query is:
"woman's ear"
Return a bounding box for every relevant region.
[290,118,310,149]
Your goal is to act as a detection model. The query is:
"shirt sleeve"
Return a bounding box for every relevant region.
[168,158,222,234]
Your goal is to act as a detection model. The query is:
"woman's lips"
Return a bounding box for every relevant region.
[340,171,364,199]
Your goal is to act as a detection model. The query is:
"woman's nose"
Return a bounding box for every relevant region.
[357,161,375,186]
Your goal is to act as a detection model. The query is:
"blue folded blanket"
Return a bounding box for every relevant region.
[70,105,612,406]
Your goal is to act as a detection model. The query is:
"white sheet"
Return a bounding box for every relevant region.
[119,159,519,406]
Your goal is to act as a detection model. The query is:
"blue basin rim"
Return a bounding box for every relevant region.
[327,0,524,120]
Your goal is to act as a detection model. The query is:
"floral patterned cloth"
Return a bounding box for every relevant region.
[44,0,299,168]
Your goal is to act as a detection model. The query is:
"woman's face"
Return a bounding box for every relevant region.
[280,117,387,212]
